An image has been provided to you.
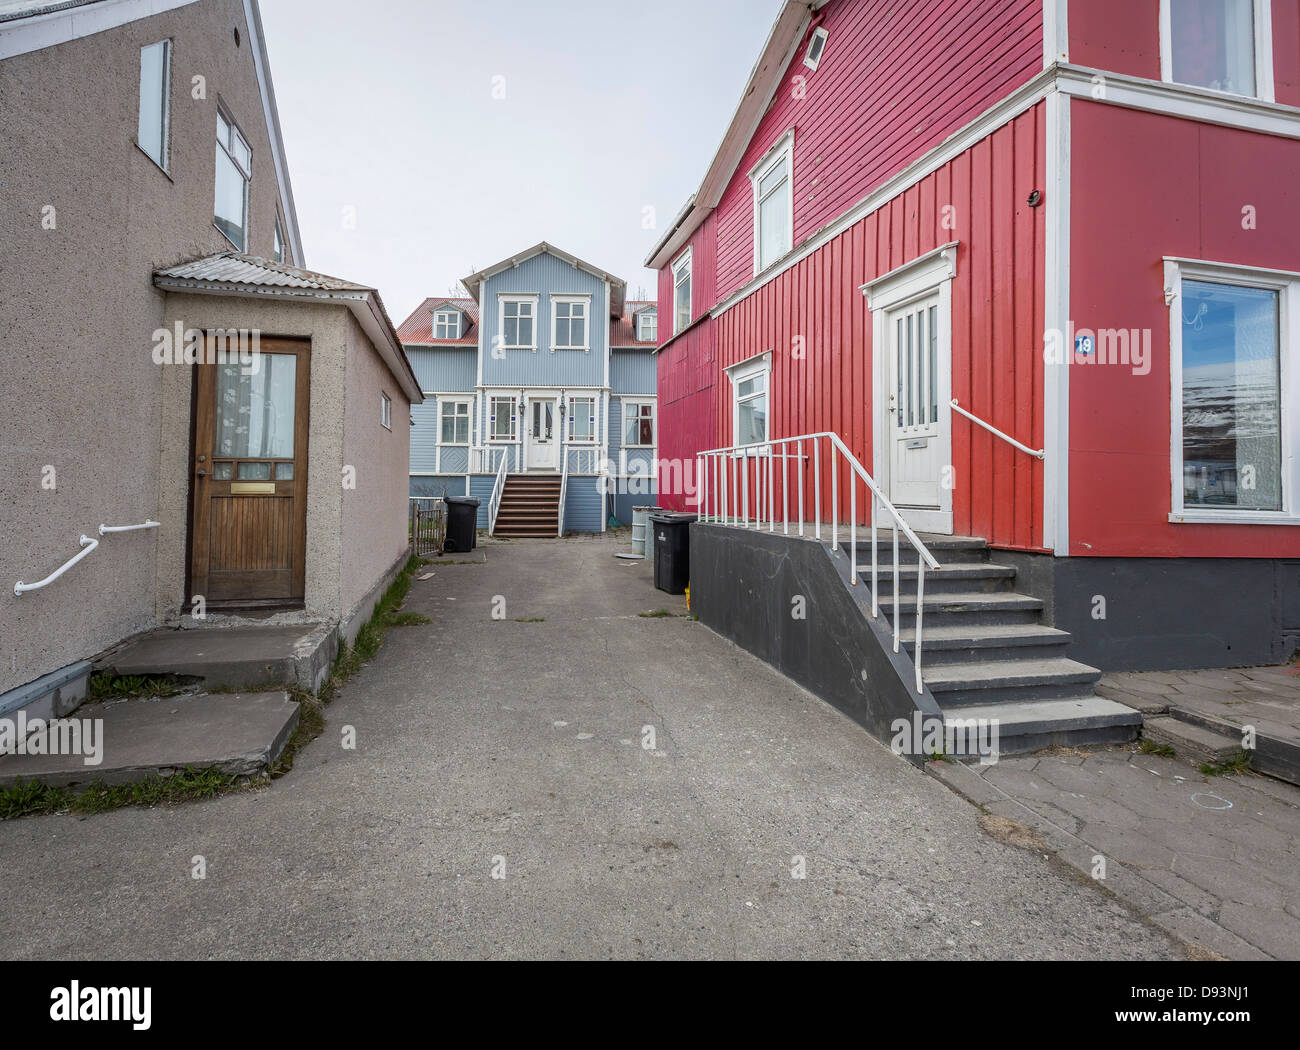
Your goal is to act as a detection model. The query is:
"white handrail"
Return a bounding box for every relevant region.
[99,520,160,536]
[696,431,940,694]
[14,534,99,597]
[558,445,569,537]
[487,448,509,536]
[950,399,1045,459]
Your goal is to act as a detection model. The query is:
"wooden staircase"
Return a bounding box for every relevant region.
[493,474,561,538]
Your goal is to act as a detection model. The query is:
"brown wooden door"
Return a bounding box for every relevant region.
[190,336,310,605]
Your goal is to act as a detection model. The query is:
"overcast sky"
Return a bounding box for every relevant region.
[257,0,782,323]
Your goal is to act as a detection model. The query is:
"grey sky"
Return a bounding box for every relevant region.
[257,0,782,321]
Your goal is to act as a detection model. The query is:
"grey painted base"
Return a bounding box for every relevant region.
[0,660,92,723]
[994,550,1300,672]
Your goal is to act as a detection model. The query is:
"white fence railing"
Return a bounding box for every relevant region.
[695,432,940,693]
[487,451,509,536]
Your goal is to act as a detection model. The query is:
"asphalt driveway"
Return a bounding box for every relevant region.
[0,533,1182,959]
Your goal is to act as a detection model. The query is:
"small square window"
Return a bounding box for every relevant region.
[434,309,461,340]
[623,402,655,447]
[803,26,829,71]
[440,400,470,444]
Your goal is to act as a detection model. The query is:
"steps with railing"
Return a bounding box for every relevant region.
[494,475,563,538]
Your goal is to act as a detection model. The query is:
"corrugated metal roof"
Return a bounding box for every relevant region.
[155,252,373,292]
[611,300,658,347]
[396,297,480,347]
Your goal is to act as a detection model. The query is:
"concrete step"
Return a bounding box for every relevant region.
[856,534,988,558]
[942,696,1142,758]
[924,655,1101,706]
[864,561,1017,596]
[902,623,1073,666]
[883,591,1044,628]
[0,691,300,789]
[1143,715,1244,767]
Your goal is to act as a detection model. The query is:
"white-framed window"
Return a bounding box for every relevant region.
[439,399,471,444]
[567,396,597,443]
[623,400,656,448]
[803,26,829,71]
[637,309,658,343]
[727,355,771,446]
[672,248,692,335]
[380,393,392,430]
[750,131,794,276]
[273,216,287,264]
[215,107,251,250]
[498,296,537,351]
[1165,257,1299,524]
[137,39,171,171]
[489,395,518,442]
[434,309,462,340]
[1159,0,1274,101]
[551,295,590,351]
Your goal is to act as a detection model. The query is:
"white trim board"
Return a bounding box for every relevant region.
[0,0,200,59]
[1043,89,1071,556]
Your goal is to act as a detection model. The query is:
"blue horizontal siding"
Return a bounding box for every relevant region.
[410,401,438,472]
[407,346,476,392]
[470,475,497,528]
[410,475,467,498]
[611,491,660,527]
[563,476,604,533]
[610,348,656,394]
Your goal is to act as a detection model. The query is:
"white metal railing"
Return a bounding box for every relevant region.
[558,448,569,537]
[950,399,1045,460]
[695,432,940,694]
[487,450,509,536]
[14,520,159,597]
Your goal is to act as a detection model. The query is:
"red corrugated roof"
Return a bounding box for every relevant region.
[611,300,658,347]
[397,297,480,346]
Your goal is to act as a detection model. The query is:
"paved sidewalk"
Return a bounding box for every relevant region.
[0,534,1181,960]
[929,745,1300,959]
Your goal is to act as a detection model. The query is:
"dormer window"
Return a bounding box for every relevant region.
[803,26,829,71]
[434,309,461,340]
[637,309,657,343]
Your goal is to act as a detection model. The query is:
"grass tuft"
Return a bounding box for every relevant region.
[1199,752,1252,777]
[1138,739,1176,758]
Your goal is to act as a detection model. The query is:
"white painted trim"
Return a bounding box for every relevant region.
[1165,256,1299,524]
[497,293,539,352]
[1158,0,1273,103]
[1043,89,1071,556]
[749,128,795,277]
[1043,0,1069,67]
[436,397,472,445]
[619,397,657,449]
[671,247,693,335]
[549,293,591,352]
[0,0,200,59]
[861,242,959,311]
[432,308,462,340]
[802,25,829,71]
[725,354,771,446]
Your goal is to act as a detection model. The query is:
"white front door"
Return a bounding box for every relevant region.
[885,293,951,532]
[526,398,557,471]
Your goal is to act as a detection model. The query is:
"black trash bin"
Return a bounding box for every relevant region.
[444,495,481,553]
[650,512,697,595]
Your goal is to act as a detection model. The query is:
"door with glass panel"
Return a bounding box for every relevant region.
[887,293,946,515]
[191,337,310,604]
[526,398,557,470]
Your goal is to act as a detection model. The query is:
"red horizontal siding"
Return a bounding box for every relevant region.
[708,0,1043,305]
[656,316,717,511]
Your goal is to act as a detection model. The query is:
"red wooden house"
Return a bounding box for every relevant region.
[649,0,1300,754]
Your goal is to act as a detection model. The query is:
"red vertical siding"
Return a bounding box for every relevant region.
[1274,1,1300,106]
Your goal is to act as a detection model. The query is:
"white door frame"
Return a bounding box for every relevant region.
[524,394,559,472]
[862,242,958,535]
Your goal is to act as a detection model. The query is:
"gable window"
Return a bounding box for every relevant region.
[568,396,597,443]
[489,395,518,441]
[499,297,536,350]
[439,399,470,444]
[137,40,171,171]
[751,132,793,275]
[381,393,392,430]
[637,309,658,342]
[434,309,462,340]
[552,296,589,350]
[803,26,829,71]
[623,401,655,448]
[215,108,251,250]
[672,248,692,335]
[1166,258,1298,523]
[728,356,770,446]
[1160,0,1272,100]
[274,217,287,263]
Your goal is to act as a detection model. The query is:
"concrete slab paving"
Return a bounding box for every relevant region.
[0,692,300,788]
[0,534,1184,959]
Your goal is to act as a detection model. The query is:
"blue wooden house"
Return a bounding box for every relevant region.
[398,243,658,535]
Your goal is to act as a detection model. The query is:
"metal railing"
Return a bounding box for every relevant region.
[558,448,569,537]
[408,497,446,557]
[14,520,159,597]
[950,399,1045,459]
[695,432,940,693]
[487,450,509,536]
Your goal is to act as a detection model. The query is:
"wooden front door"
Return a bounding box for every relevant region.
[190,336,310,605]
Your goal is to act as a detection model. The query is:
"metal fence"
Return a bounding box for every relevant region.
[409,497,446,557]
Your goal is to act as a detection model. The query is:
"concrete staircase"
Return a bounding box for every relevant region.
[494,474,562,538]
[861,535,1141,756]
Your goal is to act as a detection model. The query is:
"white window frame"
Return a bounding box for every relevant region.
[497,295,538,352]
[672,247,692,336]
[137,39,171,172]
[214,106,251,251]
[488,395,519,443]
[1158,0,1274,102]
[380,393,392,431]
[1165,256,1300,524]
[434,309,462,340]
[725,353,772,450]
[749,130,795,277]
[438,398,471,445]
[550,294,591,352]
[803,26,829,71]
[637,309,658,343]
[273,215,287,264]
[622,399,657,449]
[566,395,598,444]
